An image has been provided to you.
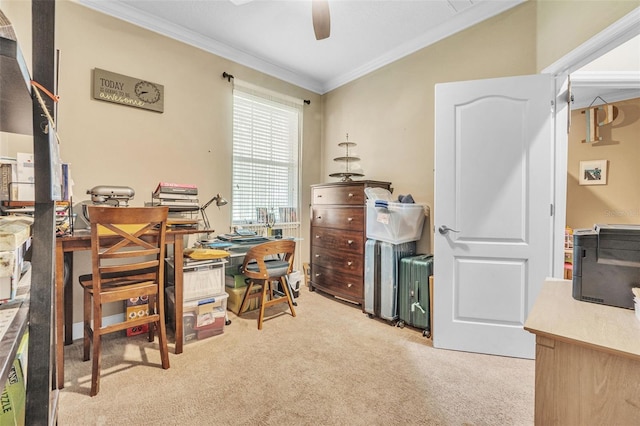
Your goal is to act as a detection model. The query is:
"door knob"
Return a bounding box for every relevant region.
[438,225,460,235]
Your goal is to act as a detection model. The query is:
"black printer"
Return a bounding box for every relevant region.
[573,224,640,309]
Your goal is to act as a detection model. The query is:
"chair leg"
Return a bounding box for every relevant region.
[83,290,91,362]
[90,302,102,397]
[257,280,270,330]
[157,296,170,370]
[279,277,297,318]
[148,294,156,343]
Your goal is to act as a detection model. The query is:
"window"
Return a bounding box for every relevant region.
[231,82,301,225]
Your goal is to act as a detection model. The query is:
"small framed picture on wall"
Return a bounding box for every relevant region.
[579,159,608,185]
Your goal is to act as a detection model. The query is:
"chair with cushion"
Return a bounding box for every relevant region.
[79,205,170,396]
[238,239,297,329]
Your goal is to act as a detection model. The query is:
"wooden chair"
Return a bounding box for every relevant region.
[238,240,297,330]
[79,206,170,396]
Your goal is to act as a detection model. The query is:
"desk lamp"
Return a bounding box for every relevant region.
[200,193,228,236]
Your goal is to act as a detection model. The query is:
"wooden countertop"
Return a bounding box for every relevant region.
[524,279,640,361]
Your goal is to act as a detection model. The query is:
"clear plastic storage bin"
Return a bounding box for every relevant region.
[366,201,426,244]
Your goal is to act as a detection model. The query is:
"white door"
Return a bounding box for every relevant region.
[434,74,555,359]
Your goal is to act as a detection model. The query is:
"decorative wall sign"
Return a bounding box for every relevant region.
[92,68,164,113]
[582,103,618,143]
[579,159,608,185]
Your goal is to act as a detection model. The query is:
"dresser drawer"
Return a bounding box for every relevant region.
[310,227,364,254]
[311,206,364,230]
[312,185,366,205]
[311,264,362,300]
[311,245,363,273]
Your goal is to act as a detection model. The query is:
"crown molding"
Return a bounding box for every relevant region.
[321,0,525,93]
[77,0,325,93]
[571,71,640,88]
[78,0,523,95]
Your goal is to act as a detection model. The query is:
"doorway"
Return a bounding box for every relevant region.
[543,10,640,278]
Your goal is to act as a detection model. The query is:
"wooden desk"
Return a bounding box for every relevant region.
[54,228,211,390]
[524,279,640,425]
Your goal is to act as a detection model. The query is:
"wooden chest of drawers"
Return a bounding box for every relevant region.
[310,180,391,306]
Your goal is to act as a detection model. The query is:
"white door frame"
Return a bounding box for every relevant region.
[544,8,640,278]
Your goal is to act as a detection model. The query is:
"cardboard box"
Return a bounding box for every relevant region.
[125,296,150,337]
[0,243,27,302]
[0,220,30,252]
[226,285,262,314]
[15,153,34,202]
[0,359,26,426]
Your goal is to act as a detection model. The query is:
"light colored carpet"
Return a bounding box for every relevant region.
[58,287,534,425]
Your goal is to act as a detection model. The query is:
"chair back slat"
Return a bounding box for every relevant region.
[242,240,296,280]
[100,248,160,260]
[100,260,160,276]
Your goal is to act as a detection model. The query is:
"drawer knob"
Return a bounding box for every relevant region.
[347,283,353,288]
[317,194,323,198]
[317,216,322,220]
[315,234,321,239]
[347,217,353,222]
[315,254,320,258]
[348,193,354,197]
[347,261,353,266]
[347,240,353,245]
[315,273,321,277]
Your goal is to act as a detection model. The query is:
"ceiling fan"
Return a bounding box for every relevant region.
[312,0,331,40]
[230,0,330,40]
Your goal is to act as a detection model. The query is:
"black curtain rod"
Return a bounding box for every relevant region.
[223,71,310,105]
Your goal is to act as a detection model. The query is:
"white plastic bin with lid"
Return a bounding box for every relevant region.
[366,201,427,244]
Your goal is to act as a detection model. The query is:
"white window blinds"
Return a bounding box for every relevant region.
[231,83,301,225]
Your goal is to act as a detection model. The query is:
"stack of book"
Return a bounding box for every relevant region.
[152,182,199,211]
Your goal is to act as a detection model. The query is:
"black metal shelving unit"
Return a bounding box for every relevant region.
[0,1,57,424]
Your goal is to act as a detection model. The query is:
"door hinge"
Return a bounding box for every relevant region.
[550,204,554,216]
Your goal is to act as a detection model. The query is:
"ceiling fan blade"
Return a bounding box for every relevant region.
[312,0,330,40]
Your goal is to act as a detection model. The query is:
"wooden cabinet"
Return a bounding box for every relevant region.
[309,181,391,307]
[524,280,640,425]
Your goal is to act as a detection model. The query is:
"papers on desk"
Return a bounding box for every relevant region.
[166,218,199,229]
[217,232,269,244]
[183,248,229,260]
[201,240,233,249]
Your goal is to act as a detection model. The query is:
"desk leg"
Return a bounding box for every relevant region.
[64,252,73,345]
[55,241,65,390]
[174,234,184,355]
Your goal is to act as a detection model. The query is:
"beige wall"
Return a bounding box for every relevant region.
[535,0,639,70]
[566,97,640,229]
